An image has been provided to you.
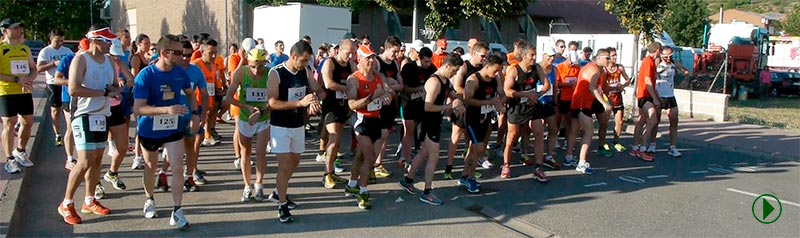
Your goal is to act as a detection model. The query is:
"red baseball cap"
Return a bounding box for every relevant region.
[437,39,447,47]
[85,27,118,41]
[357,45,375,58]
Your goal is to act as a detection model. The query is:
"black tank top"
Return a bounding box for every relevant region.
[323,58,352,107]
[270,63,310,128]
[467,72,498,119]
[508,64,540,106]
[378,58,399,80]
[462,61,483,86]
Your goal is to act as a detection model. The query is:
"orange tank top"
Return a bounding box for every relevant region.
[355,71,383,118]
[571,63,604,110]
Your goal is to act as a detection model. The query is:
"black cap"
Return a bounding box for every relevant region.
[0,18,23,29]
[582,47,593,52]
[342,32,357,40]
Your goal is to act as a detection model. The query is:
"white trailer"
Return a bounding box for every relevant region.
[252,3,351,52]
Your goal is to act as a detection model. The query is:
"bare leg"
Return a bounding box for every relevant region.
[275,153,300,203]
[577,113,594,163]
[254,128,269,186]
[164,140,185,206]
[324,123,343,174]
[238,132,254,188]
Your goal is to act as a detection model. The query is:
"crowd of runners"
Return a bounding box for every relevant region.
[0,17,689,229]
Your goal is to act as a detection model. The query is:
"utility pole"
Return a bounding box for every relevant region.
[90,0,94,26]
[412,0,418,42]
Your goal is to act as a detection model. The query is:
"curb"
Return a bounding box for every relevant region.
[0,84,50,237]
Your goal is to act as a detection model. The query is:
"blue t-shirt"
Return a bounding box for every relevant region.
[539,67,557,104]
[134,65,193,139]
[181,64,208,105]
[554,57,566,66]
[57,54,76,103]
[269,53,289,68]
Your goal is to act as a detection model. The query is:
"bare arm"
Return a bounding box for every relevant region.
[224,68,255,112]
[619,65,632,87]
[54,71,69,86]
[423,77,451,112]
[588,69,610,108]
[536,64,551,95]
[451,64,468,97]
[321,59,348,92]
[347,75,375,111]
[307,68,326,100]
[131,54,143,76]
[674,61,690,76]
[463,76,492,106]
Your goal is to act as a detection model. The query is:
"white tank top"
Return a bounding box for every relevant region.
[655,61,676,98]
[73,53,113,117]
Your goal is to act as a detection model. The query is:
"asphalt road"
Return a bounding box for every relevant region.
[8,115,799,237]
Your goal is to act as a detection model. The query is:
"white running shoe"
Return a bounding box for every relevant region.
[667,147,682,157]
[12,150,33,167]
[5,160,21,174]
[647,144,656,153]
[234,158,241,169]
[170,208,190,230]
[143,199,157,218]
[131,156,145,170]
[315,153,327,162]
[479,158,494,169]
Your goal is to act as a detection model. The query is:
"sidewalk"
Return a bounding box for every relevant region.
[0,78,49,237]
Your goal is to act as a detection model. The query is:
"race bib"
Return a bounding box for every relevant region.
[246,88,267,102]
[367,99,382,111]
[288,87,306,102]
[206,85,216,96]
[480,105,495,114]
[162,91,175,101]
[335,90,346,99]
[10,60,29,75]
[88,115,106,132]
[565,77,578,85]
[537,84,553,96]
[153,115,179,131]
[411,91,424,100]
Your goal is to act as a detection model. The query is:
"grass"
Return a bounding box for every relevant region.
[728,96,800,131]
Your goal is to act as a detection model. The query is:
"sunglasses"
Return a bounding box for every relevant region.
[92,37,112,44]
[661,56,673,59]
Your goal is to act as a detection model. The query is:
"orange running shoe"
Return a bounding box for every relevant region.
[58,203,82,225]
[81,199,111,215]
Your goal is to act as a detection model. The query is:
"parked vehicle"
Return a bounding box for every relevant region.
[769,71,800,96]
[24,40,46,59]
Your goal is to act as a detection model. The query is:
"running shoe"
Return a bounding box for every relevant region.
[315,153,327,162]
[5,160,20,174]
[418,192,443,206]
[184,177,198,192]
[474,171,482,179]
[532,166,549,183]
[466,178,480,193]
[253,187,266,201]
[543,155,560,170]
[575,162,594,174]
[520,155,533,166]
[156,173,169,192]
[13,150,33,167]
[210,129,222,140]
[501,164,511,179]
[267,191,297,209]
[143,199,157,218]
[202,138,220,147]
[479,158,494,169]
[94,183,105,199]
[638,151,655,162]
[373,164,391,178]
[170,208,190,230]
[356,193,371,209]
[241,186,254,202]
[81,199,111,215]
[278,204,293,223]
[344,185,359,197]
[55,135,63,147]
[614,143,626,152]
[397,178,417,194]
[233,158,241,169]
[597,146,614,158]
[193,172,207,185]
[647,144,656,154]
[562,155,578,167]
[443,172,453,180]
[667,147,682,157]
[104,172,127,190]
[131,156,145,170]
[334,158,345,173]
[58,203,82,225]
[330,173,348,183]
[323,174,336,189]
[629,149,641,158]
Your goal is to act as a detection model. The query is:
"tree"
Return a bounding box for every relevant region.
[783,5,800,35]
[664,0,708,47]
[605,0,668,44]
[0,0,105,41]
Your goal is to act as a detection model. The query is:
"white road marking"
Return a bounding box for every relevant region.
[690,170,710,174]
[583,182,607,187]
[646,175,669,179]
[619,176,645,184]
[606,166,654,172]
[732,166,757,172]
[708,167,734,174]
[726,188,800,208]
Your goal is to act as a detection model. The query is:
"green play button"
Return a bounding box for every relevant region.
[752,194,782,224]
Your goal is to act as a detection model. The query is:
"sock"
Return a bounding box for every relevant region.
[639,146,646,152]
[255,183,263,191]
[84,196,93,206]
[173,206,181,212]
[359,186,367,194]
[62,199,73,207]
[318,150,325,155]
[404,176,413,184]
[108,171,118,176]
[444,165,453,174]
[16,148,24,152]
[348,179,357,188]
[632,145,639,151]
[423,188,431,195]
[670,145,677,150]
[56,134,61,137]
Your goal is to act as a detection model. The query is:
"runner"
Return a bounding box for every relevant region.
[54,39,89,170]
[501,44,550,180]
[445,41,490,179]
[37,29,74,147]
[538,47,562,170]
[557,48,582,167]
[631,42,662,162]
[397,53,464,205]
[192,39,225,147]
[232,38,257,169]
[267,40,324,223]
[269,40,289,68]
[343,45,393,210]
[651,46,689,157]
[603,47,632,153]
[318,39,355,189]
[100,38,136,195]
[57,26,120,225]
[570,48,613,174]
[130,33,151,170]
[178,40,209,191]
[554,39,567,64]
[225,48,271,201]
[461,54,504,190]
[0,18,37,174]
[133,34,198,229]
[398,47,436,174]
[374,35,404,178]
[431,39,448,68]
